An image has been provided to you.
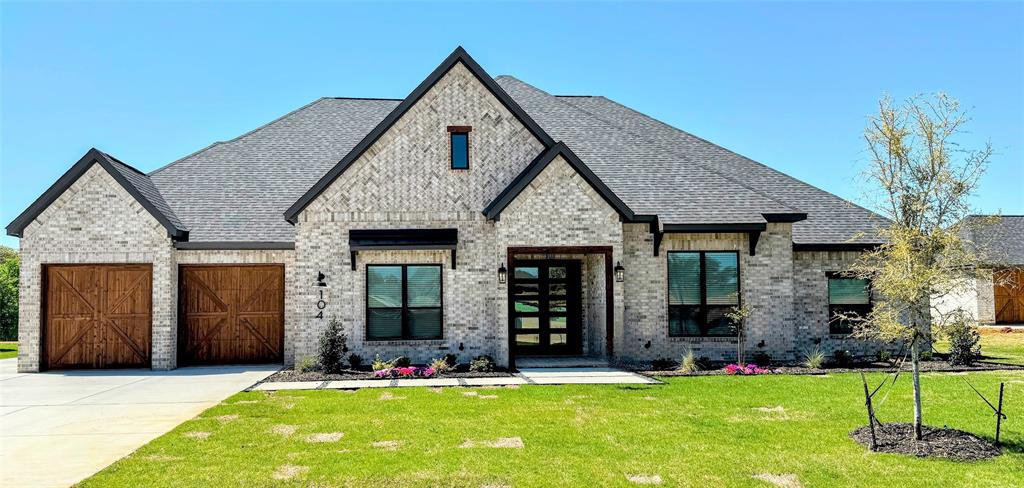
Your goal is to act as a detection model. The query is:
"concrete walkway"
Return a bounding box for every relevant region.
[0,359,277,488]
[252,367,658,391]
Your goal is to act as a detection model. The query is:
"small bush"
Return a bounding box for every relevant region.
[442,353,459,367]
[877,350,894,365]
[393,356,412,368]
[372,354,395,371]
[429,357,452,374]
[803,346,825,369]
[832,349,852,367]
[919,350,933,361]
[317,319,347,374]
[347,354,364,370]
[651,357,677,371]
[946,322,981,366]
[678,350,700,373]
[751,352,772,367]
[469,355,495,373]
[295,356,317,373]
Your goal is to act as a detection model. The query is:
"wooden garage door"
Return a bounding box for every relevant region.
[44,265,152,370]
[179,265,284,365]
[995,268,1024,324]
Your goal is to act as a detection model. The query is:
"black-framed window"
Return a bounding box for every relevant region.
[366,264,442,340]
[668,251,740,337]
[827,274,871,334]
[449,130,469,170]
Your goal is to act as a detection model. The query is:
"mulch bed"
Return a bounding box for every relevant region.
[850,423,1001,461]
[266,369,513,382]
[640,360,1023,377]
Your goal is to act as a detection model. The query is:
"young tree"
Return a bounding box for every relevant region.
[849,93,994,440]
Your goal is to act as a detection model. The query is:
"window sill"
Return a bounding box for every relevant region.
[668,336,738,343]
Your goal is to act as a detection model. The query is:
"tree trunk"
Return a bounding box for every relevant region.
[911,336,923,440]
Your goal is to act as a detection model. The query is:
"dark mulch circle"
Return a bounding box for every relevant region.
[850,423,1001,461]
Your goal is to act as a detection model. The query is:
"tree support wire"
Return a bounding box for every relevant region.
[962,378,1007,446]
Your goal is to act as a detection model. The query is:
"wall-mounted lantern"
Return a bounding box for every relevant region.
[614,262,625,282]
[497,264,508,284]
[316,271,327,287]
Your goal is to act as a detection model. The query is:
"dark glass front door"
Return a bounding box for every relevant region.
[510,260,582,356]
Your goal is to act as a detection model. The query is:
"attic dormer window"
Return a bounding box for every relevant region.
[448,126,471,170]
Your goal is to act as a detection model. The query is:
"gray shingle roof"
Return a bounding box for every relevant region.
[101,151,187,232]
[144,75,885,245]
[150,97,399,242]
[497,77,885,244]
[965,215,1024,265]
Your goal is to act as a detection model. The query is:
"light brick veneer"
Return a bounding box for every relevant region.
[17,164,177,372]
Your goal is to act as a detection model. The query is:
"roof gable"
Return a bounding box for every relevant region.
[284,47,555,224]
[6,148,188,240]
[484,142,636,221]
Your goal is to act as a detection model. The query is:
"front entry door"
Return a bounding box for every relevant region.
[511,260,582,356]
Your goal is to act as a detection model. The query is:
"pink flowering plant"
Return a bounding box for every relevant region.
[373,366,437,378]
[723,363,772,375]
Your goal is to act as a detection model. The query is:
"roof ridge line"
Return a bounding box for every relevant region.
[149,97,331,175]
[583,95,885,220]
[529,82,802,215]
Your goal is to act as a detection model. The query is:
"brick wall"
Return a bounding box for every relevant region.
[17,164,176,372]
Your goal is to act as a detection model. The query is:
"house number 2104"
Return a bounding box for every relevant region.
[315,289,327,319]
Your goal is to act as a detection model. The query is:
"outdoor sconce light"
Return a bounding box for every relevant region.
[459,342,465,351]
[497,264,507,284]
[614,261,625,282]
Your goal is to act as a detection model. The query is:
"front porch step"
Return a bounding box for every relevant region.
[515,356,609,368]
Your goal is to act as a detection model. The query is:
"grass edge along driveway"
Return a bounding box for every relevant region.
[83,370,1024,487]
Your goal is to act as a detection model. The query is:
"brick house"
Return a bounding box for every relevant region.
[933,216,1024,325]
[6,47,893,372]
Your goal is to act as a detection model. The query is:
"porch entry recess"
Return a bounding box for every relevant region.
[510,260,582,356]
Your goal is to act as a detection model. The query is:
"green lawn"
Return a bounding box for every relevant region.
[936,328,1024,366]
[83,371,1024,487]
[0,342,16,359]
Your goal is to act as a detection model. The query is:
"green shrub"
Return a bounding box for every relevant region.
[0,247,19,342]
[803,347,825,369]
[651,357,676,371]
[372,354,394,371]
[919,351,934,361]
[317,318,347,374]
[877,350,894,365]
[678,350,700,373]
[442,353,458,367]
[752,352,772,367]
[946,321,981,366]
[347,354,364,370]
[295,356,317,373]
[469,355,495,373]
[832,349,852,367]
[393,356,412,368]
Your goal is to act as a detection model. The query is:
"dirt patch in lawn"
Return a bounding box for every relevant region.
[372,440,400,451]
[272,464,308,480]
[215,414,239,423]
[626,474,663,484]
[271,424,297,436]
[461,437,524,449]
[850,423,1001,461]
[183,431,210,440]
[753,473,803,488]
[306,432,344,443]
[379,392,406,401]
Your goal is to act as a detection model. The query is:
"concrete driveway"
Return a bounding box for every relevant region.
[0,359,277,488]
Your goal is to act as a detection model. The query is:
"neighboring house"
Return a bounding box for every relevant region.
[933,216,1024,325]
[6,47,894,372]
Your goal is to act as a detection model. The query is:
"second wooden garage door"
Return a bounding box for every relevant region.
[179,265,284,365]
[995,268,1024,324]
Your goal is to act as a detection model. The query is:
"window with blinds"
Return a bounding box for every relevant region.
[668,251,740,336]
[367,264,442,340]
[827,274,871,334]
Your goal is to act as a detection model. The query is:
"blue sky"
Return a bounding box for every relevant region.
[2,1,1022,249]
